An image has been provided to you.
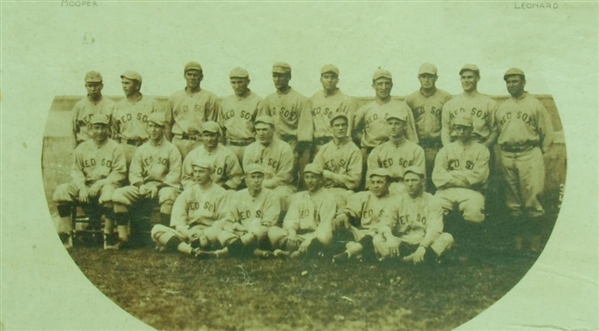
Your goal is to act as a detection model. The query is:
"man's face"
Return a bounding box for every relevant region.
[369,175,390,198]
[505,75,526,97]
[230,77,250,96]
[245,172,264,191]
[147,122,164,141]
[320,73,339,92]
[192,166,213,185]
[404,172,424,197]
[331,117,348,139]
[121,78,140,96]
[202,131,219,149]
[453,124,473,143]
[185,70,202,89]
[387,118,405,138]
[460,70,479,93]
[273,72,291,90]
[85,82,103,98]
[255,123,274,145]
[91,123,109,143]
[304,172,323,192]
[418,73,437,89]
[372,78,393,99]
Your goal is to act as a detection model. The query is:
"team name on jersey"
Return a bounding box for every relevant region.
[299,208,318,220]
[311,107,334,118]
[365,112,389,126]
[238,210,263,221]
[448,108,489,121]
[448,159,474,170]
[362,207,384,219]
[324,158,347,171]
[83,157,113,168]
[413,106,442,117]
[117,112,149,124]
[142,156,168,167]
[189,201,217,212]
[257,158,279,170]
[80,113,94,124]
[270,106,297,122]
[222,109,253,121]
[398,213,426,226]
[380,157,414,169]
[173,104,204,117]
[498,110,537,127]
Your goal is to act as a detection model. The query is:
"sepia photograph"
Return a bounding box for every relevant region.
[1,2,597,331]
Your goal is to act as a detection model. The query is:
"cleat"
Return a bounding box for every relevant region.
[192,248,215,259]
[273,249,290,258]
[332,251,351,263]
[104,233,120,250]
[59,232,73,250]
[254,249,274,258]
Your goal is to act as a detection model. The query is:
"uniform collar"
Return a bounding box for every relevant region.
[150,137,164,147]
[323,88,339,98]
[419,87,437,98]
[512,91,529,101]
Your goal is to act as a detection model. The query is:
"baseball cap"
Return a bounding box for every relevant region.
[89,114,110,125]
[147,112,166,126]
[303,163,323,175]
[459,64,480,76]
[369,168,390,179]
[191,158,213,171]
[121,70,142,83]
[254,116,274,127]
[272,62,292,74]
[85,71,103,83]
[372,68,392,81]
[386,110,408,122]
[418,63,437,76]
[321,64,339,76]
[184,61,203,73]
[503,68,525,80]
[229,67,249,79]
[403,166,425,178]
[202,121,221,134]
[244,163,265,175]
[452,112,473,127]
[330,112,349,125]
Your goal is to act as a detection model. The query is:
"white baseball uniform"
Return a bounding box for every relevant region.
[72,96,115,144]
[181,144,243,190]
[367,137,425,194]
[441,92,497,146]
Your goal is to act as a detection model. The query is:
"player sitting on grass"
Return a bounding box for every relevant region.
[150,159,230,257]
[374,166,454,264]
[332,168,395,263]
[268,163,335,258]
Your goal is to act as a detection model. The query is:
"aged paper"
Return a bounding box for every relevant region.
[1,1,597,331]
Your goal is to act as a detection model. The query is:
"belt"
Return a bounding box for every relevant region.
[501,144,535,153]
[227,138,255,147]
[122,138,147,146]
[176,133,201,141]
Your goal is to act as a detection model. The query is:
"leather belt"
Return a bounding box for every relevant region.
[227,138,255,147]
[122,138,147,146]
[501,144,535,153]
[176,133,201,141]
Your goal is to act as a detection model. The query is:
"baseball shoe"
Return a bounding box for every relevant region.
[273,249,290,258]
[332,251,351,263]
[59,232,73,250]
[192,248,215,259]
[103,234,120,250]
[254,249,274,258]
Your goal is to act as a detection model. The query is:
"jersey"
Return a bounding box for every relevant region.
[441,92,497,146]
[283,188,336,232]
[344,191,395,230]
[495,92,554,152]
[226,188,281,229]
[259,87,313,142]
[112,95,161,141]
[353,98,419,148]
[219,91,263,141]
[72,96,115,143]
[128,138,182,188]
[405,88,452,142]
[165,88,220,136]
[71,138,127,189]
[181,144,243,190]
[432,141,490,191]
[367,138,425,180]
[312,139,362,190]
[309,89,356,139]
[170,183,230,229]
[243,138,294,190]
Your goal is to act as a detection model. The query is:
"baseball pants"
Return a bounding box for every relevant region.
[111,186,178,214]
[268,227,333,250]
[373,232,454,258]
[432,188,486,223]
[53,182,117,205]
[499,147,545,218]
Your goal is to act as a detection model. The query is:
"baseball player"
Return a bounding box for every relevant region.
[52,114,126,249]
[331,168,395,263]
[112,70,162,165]
[441,64,498,149]
[258,62,313,184]
[72,71,115,146]
[405,64,453,191]
[243,116,296,211]
[312,112,362,209]
[111,113,182,247]
[496,68,554,252]
[373,166,454,264]
[309,64,357,157]
[432,112,490,224]
[218,67,263,164]
[164,61,220,159]
[367,112,425,195]
[267,163,335,258]
[180,121,243,191]
[150,159,230,257]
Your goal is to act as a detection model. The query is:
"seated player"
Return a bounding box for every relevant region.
[267,164,335,258]
[150,159,230,257]
[312,112,362,209]
[52,114,126,249]
[332,168,395,262]
[111,113,182,248]
[374,166,454,264]
[181,121,243,190]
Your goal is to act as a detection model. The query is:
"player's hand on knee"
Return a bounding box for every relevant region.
[404,246,426,264]
[88,183,102,197]
[139,184,151,197]
[148,186,158,199]
[287,236,300,251]
[79,187,90,204]
[298,239,311,254]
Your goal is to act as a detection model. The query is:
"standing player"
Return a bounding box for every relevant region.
[309,64,356,157]
[367,112,425,195]
[374,167,454,264]
[111,113,182,247]
[267,164,335,258]
[405,64,453,191]
[441,64,498,148]
[52,114,127,249]
[112,70,162,165]
[219,67,263,164]
[259,62,313,183]
[180,121,243,191]
[495,68,554,252]
[243,116,295,211]
[165,61,220,159]
[72,71,115,146]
